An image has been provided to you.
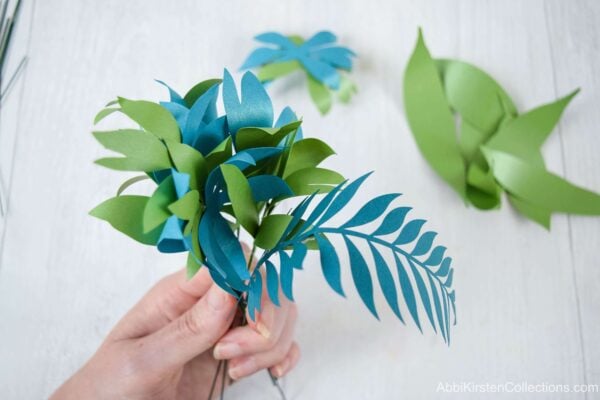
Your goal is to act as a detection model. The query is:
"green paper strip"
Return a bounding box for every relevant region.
[483,147,600,215]
[404,30,466,199]
[285,167,345,196]
[143,175,176,232]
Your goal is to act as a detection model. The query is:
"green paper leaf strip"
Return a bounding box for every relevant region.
[91,70,456,344]
[403,29,600,227]
[241,31,357,115]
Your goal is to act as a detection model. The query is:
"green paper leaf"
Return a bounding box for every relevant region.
[166,142,207,191]
[168,190,200,220]
[143,175,176,232]
[404,30,466,199]
[285,167,345,196]
[220,164,259,236]
[118,97,180,142]
[90,195,162,245]
[284,138,336,178]
[337,75,357,104]
[508,194,551,229]
[436,59,516,135]
[186,252,202,279]
[183,79,222,108]
[94,107,119,124]
[307,75,332,115]
[235,121,302,151]
[483,147,600,216]
[93,129,172,172]
[205,137,233,172]
[255,214,294,249]
[257,60,301,82]
[116,175,150,196]
[487,90,579,166]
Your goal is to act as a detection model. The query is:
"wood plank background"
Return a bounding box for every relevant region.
[0,0,598,398]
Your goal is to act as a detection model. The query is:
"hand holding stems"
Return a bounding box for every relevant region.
[50,265,299,400]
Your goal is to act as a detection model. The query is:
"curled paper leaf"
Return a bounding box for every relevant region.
[241,31,357,115]
[91,69,456,345]
[404,29,600,228]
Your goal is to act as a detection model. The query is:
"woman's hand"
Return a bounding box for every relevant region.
[50,267,299,399]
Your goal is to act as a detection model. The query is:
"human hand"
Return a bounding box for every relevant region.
[50,267,299,400]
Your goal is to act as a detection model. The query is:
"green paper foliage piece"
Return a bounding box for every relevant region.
[257,61,301,82]
[116,175,150,196]
[118,97,181,142]
[93,129,172,172]
[220,164,259,236]
[144,175,176,232]
[284,138,336,178]
[255,214,294,249]
[285,167,345,195]
[404,29,600,227]
[482,148,600,215]
[90,195,162,245]
[183,78,222,107]
[168,190,200,220]
[307,75,333,115]
[166,142,207,191]
[235,121,302,151]
[403,30,467,199]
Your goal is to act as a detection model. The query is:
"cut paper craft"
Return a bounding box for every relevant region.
[241,31,357,115]
[91,70,455,346]
[404,29,600,228]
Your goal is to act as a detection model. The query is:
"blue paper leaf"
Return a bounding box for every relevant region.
[407,258,436,333]
[394,254,421,331]
[223,70,273,135]
[290,243,307,269]
[371,207,412,236]
[444,269,454,288]
[157,215,188,253]
[411,231,437,256]
[303,31,337,47]
[315,234,344,296]
[255,32,295,48]
[436,257,452,277]
[318,172,372,225]
[428,273,447,342]
[279,251,294,301]
[265,260,280,307]
[342,193,400,228]
[394,219,426,245]
[156,79,185,105]
[344,236,378,319]
[275,106,303,141]
[241,48,283,69]
[248,273,263,321]
[369,243,403,321]
[424,246,446,266]
[248,175,293,202]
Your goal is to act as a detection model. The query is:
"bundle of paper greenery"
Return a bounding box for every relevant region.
[91,70,455,344]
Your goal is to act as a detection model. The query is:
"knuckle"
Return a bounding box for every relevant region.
[177,309,207,337]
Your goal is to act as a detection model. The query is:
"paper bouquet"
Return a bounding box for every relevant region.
[91,70,456,343]
[404,30,600,228]
[241,31,357,115]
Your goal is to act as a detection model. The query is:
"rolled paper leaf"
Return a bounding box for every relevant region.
[241,30,357,114]
[403,29,600,227]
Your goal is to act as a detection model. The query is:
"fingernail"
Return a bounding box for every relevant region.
[256,322,271,339]
[274,358,289,377]
[213,342,242,359]
[229,357,256,380]
[206,285,229,311]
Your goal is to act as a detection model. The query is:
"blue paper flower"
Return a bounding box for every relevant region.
[241,31,357,114]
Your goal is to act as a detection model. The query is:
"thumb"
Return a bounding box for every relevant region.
[143,283,237,370]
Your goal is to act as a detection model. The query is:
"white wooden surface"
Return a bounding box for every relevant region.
[0,0,599,398]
